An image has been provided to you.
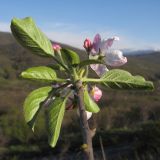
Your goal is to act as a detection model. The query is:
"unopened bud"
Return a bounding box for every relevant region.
[83,38,92,52]
[52,44,61,52]
[91,86,102,102]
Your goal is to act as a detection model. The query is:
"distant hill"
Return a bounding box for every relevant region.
[123,48,160,55]
[0,31,160,80]
[0,31,159,119]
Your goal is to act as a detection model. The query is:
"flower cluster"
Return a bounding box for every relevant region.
[84,34,127,76]
[83,34,127,119]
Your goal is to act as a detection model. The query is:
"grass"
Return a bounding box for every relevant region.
[1,107,160,160]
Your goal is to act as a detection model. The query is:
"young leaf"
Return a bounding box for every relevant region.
[61,48,80,66]
[21,66,57,82]
[23,86,52,130]
[83,86,100,113]
[47,97,66,147]
[101,69,154,90]
[11,17,54,57]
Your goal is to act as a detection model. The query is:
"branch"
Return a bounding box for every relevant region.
[76,81,94,160]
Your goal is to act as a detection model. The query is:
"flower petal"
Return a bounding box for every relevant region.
[90,64,108,77]
[92,34,101,53]
[105,50,127,66]
[86,111,92,120]
[104,36,120,49]
[77,109,92,120]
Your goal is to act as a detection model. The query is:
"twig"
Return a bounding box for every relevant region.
[99,136,107,160]
[76,80,94,160]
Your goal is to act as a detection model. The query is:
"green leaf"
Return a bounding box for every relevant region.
[23,86,52,130]
[11,17,54,57]
[21,66,57,82]
[79,59,103,68]
[101,69,154,90]
[83,86,100,113]
[61,48,80,66]
[47,97,66,147]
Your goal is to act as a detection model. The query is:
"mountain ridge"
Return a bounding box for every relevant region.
[0,31,160,56]
[0,31,160,82]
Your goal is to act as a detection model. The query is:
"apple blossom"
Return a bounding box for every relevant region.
[86,34,127,76]
[91,34,127,67]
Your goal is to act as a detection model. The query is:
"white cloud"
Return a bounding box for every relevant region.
[46,30,160,50]
[1,21,160,51]
[45,31,89,49]
[0,22,10,32]
[40,21,78,33]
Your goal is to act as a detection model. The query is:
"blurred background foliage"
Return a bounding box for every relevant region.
[0,32,160,160]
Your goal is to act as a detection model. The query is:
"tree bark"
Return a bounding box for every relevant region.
[76,81,94,160]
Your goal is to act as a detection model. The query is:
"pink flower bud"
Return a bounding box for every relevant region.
[91,86,102,102]
[83,38,92,52]
[52,44,61,52]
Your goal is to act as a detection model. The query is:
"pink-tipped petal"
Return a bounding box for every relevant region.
[105,50,127,67]
[93,34,101,44]
[104,36,120,49]
[92,34,101,53]
[90,64,108,77]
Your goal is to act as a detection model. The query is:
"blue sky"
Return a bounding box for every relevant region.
[0,0,160,50]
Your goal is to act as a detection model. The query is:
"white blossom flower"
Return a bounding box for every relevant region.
[85,34,127,76]
[92,34,127,67]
